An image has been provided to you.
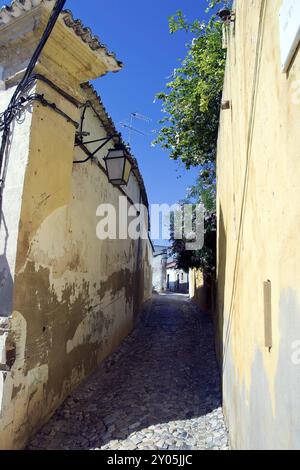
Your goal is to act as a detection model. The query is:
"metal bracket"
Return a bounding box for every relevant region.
[74,101,122,164]
[74,134,120,164]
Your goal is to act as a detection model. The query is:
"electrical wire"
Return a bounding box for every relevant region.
[31,73,81,108]
[29,93,79,128]
[0,0,66,221]
[222,0,267,372]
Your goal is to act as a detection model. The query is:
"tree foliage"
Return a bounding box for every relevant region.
[154,4,226,169]
[155,1,229,278]
[170,165,217,277]
[170,209,217,277]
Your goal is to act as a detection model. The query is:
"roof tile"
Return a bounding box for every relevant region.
[0,0,122,69]
[80,82,149,210]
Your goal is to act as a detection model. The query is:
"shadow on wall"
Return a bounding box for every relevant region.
[192,272,212,312]
[224,290,300,450]
[133,239,146,323]
[168,283,189,295]
[0,214,13,318]
[216,205,227,367]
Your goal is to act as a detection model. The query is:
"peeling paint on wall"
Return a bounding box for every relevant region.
[0,5,152,449]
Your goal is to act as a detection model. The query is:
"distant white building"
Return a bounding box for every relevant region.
[152,246,168,293]
[166,260,189,294]
[152,245,189,294]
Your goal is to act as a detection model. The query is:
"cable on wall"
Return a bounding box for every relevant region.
[222,0,267,372]
[0,0,67,223]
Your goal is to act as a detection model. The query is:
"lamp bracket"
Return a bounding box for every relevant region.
[74,134,121,164]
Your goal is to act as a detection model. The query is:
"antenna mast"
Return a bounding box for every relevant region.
[121,112,152,145]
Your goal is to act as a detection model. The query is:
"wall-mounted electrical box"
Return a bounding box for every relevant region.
[264,281,272,350]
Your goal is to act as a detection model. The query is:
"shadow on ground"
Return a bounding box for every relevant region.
[28,294,227,450]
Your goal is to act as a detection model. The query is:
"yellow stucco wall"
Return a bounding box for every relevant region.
[217,0,300,449]
[0,4,152,448]
[189,269,219,359]
[189,269,210,311]
[0,80,152,450]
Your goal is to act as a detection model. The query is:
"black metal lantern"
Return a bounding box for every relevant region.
[217,7,232,22]
[104,145,132,186]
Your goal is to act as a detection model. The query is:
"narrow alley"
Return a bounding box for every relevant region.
[27,295,228,451]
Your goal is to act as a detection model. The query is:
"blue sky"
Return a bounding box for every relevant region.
[0,0,210,204]
[1,0,212,244]
[67,0,209,207]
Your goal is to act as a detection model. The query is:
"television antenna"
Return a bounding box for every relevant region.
[120,112,152,145]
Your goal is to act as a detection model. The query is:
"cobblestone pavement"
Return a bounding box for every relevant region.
[28,294,229,450]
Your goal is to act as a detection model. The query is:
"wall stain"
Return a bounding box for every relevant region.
[12,384,23,400]
[97,268,135,304]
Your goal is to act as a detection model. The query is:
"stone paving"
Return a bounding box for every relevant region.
[27,294,229,450]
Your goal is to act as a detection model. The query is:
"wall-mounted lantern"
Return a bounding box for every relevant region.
[217,7,235,23]
[75,102,134,187]
[104,145,132,187]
